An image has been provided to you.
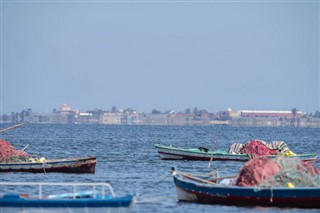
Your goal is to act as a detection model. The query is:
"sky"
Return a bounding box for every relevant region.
[0,0,319,114]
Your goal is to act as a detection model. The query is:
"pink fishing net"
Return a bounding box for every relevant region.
[235,157,280,186]
[235,157,320,187]
[0,139,29,162]
[240,139,278,156]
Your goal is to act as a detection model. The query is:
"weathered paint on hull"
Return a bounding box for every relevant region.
[158,151,247,161]
[155,144,317,162]
[173,173,320,208]
[0,157,96,173]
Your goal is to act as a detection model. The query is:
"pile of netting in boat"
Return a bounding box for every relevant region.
[228,139,295,157]
[0,139,29,162]
[235,157,320,188]
[240,140,278,156]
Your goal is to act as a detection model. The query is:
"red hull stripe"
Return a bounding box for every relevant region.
[176,185,320,208]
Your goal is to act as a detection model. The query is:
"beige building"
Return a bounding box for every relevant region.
[100,113,123,124]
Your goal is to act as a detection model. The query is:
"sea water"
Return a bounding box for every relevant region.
[0,124,319,213]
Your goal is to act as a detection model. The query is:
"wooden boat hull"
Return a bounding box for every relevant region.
[155,144,317,162]
[172,171,320,208]
[0,156,96,173]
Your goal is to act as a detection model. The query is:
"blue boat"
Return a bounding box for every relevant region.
[172,168,320,208]
[0,182,135,213]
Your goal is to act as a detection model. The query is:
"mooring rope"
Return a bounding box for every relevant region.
[142,172,172,190]
[135,172,173,203]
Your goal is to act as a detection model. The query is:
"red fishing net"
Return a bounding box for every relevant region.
[0,139,29,162]
[235,157,280,186]
[240,139,278,156]
[235,157,320,187]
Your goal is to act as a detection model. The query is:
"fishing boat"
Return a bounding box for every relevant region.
[171,167,320,208]
[155,144,317,162]
[0,156,97,173]
[0,124,97,174]
[0,182,135,213]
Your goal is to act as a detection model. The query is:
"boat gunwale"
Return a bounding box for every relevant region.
[0,156,96,166]
[174,172,320,191]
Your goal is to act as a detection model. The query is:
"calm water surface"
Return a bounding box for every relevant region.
[1,124,319,213]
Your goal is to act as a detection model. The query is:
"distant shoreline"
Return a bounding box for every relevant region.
[1,106,320,127]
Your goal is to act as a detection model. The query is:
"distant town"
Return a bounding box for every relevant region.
[1,104,320,127]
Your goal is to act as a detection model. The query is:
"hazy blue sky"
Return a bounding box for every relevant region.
[1,0,319,114]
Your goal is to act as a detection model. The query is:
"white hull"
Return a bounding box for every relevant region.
[175,186,197,202]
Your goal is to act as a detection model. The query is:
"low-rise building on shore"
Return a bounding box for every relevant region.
[1,105,320,127]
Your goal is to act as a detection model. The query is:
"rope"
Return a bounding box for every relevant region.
[134,172,173,203]
[136,172,171,194]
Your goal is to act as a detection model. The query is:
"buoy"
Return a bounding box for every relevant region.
[39,157,46,163]
[287,182,294,188]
